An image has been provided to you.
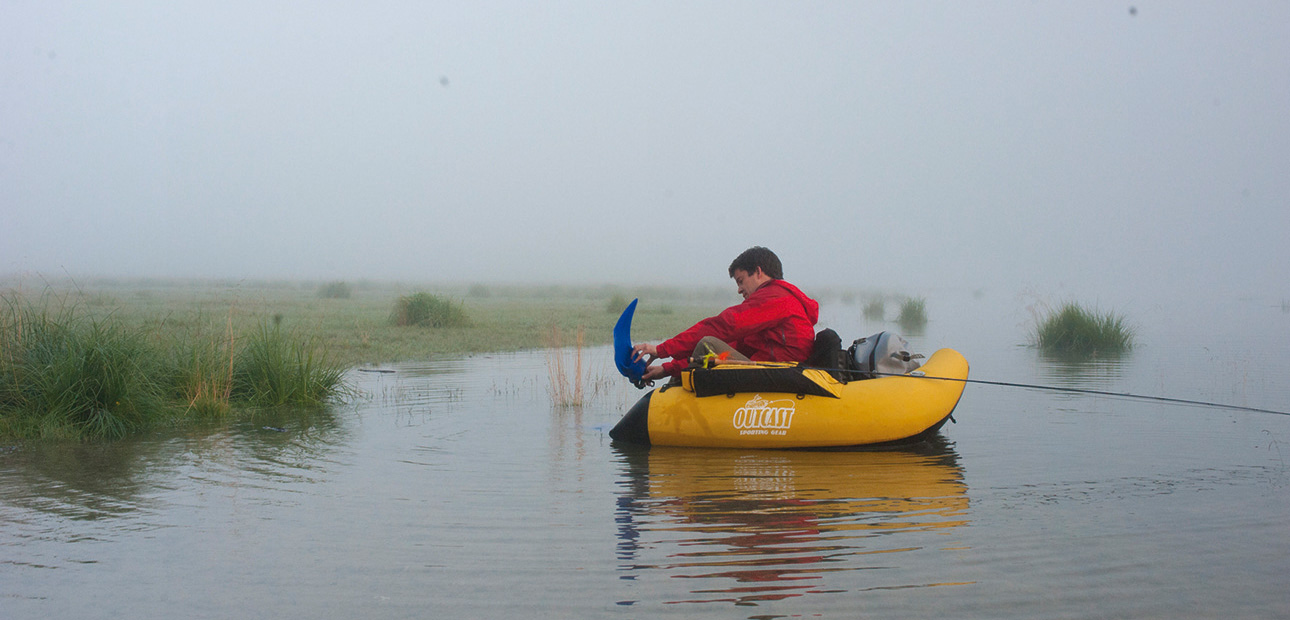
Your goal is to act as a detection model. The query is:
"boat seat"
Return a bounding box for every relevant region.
[803,328,855,381]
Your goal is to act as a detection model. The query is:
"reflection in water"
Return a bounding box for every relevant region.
[0,410,347,547]
[614,439,971,606]
[1035,351,1131,388]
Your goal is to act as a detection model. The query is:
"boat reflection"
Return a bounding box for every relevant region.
[613,438,970,606]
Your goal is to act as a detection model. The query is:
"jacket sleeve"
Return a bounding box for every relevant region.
[654,312,735,374]
[655,294,790,371]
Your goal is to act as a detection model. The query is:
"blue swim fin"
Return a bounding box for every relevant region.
[613,298,649,388]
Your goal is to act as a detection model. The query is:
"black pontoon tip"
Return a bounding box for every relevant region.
[609,391,652,445]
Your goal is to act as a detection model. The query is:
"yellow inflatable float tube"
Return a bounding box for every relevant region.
[609,348,969,449]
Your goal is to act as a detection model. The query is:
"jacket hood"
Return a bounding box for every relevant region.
[763,279,820,325]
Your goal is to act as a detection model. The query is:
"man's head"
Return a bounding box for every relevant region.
[728,246,783,280]
[728,247,782,299]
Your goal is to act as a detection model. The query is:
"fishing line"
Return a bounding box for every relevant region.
[810,366,1290,417]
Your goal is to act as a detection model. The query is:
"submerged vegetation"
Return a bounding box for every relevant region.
[0,292,350,441]
[1034,302,1134,357]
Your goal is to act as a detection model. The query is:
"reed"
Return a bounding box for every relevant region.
[1034,302,1134,356]
[169,311,236,417]
[391,292,470,328]
[545,325,586,407]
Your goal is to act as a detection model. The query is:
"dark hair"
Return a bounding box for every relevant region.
[728,246,783,280]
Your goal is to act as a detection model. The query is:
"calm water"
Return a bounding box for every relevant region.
[3,291,1289,619]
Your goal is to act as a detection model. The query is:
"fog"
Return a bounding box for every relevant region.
[3,2,1287,305]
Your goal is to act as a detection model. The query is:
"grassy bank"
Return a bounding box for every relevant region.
[0,291,352,440]
[4,279,725,366]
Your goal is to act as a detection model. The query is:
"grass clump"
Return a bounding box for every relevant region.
[233,321,350,407]
[1034,302,1133,356]
[0,299,167,439]
[169,319,236,417]
[896,297,927,332]
[606,292,631,314]
[317,281,352,299]
[863,298,885,321]
[391,292,470,328]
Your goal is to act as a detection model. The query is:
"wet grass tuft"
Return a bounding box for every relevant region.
[391,292,470,328]
[1,297,166,439]
[233,321,350,407]
[1034,302,1133,357]
[896,297,927,332]
[863,298,885,321]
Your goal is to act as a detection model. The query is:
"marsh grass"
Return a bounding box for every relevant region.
[896,297,927,332]
[0,291,351,441]
[317,281,352,299]
[0,278,725,365]
[170,317,235,417]
[0,297,167,439]
[863,298,885,321]
[545,325,586,407]
[391,292,470,328]
[1034,302,1134,357]
[233,321,350,407]
[606,293,631,314]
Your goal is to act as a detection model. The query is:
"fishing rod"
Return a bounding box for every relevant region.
[838,368,1290,417]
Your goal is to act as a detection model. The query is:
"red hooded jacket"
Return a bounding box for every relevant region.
[655,279,820,376]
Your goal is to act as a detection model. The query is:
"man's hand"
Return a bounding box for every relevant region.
[641,365,667,382]
[631,343,658,363]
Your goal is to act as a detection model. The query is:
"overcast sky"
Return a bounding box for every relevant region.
[3,1,1287,304]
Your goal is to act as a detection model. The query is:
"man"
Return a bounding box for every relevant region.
[632,246,820,382]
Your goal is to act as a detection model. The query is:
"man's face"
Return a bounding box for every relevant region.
[732,268,767,300]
